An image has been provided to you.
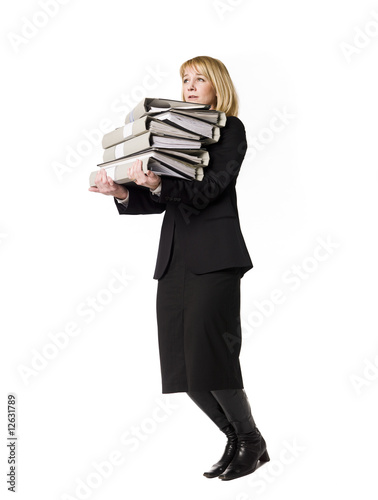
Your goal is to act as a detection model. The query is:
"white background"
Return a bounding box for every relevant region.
[1,0,378,499]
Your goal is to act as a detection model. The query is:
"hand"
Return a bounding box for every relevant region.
[88,168,128,199]
[127,159,161,190]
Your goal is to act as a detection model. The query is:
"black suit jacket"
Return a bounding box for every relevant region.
[114,116,253,280]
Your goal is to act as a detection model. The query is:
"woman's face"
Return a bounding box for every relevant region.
[182,66,217,109]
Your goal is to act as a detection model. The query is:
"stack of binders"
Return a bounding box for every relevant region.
[89,97,226,187]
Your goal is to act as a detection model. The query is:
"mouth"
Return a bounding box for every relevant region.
[188,95,198,99]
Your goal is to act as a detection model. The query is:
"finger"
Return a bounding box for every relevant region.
[96,168,105,186]
[127,165,135,178]
[100,168,108,184]
[149,171,159,180]
[95,169,103,183]
[132,159,142,176]
[128,164,139,182]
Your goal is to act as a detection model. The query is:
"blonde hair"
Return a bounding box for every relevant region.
[179,56,239,117]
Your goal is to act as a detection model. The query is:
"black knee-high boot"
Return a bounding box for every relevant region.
[211,389,270,481]
[187,391,238,478]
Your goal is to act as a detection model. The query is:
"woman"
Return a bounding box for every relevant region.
[89,55,269,481]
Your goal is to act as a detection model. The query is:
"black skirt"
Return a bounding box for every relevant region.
[156,227,244,393]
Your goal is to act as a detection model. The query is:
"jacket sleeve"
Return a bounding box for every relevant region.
[156,116,247,210]
[114,184,166,215]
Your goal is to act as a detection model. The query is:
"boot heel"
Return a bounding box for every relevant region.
[259,449,270,462]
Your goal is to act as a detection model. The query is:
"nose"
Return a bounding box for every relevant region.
[186,79,196,91]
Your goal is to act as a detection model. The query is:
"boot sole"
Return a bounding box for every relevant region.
[218,450,270,481]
